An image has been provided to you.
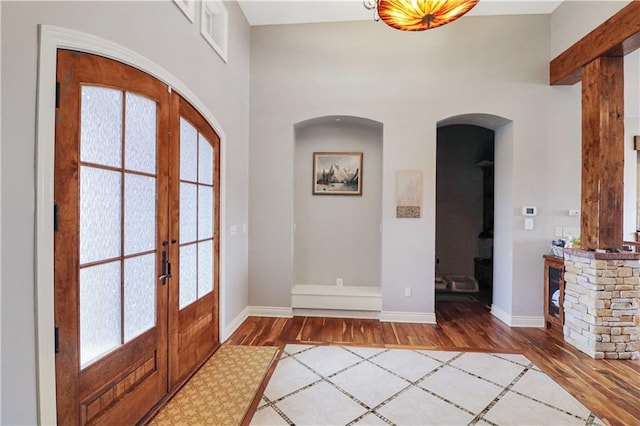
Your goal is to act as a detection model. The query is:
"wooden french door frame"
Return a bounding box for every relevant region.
[54,49,221,425]
[54,50,171,425]
[168,93,221,390]
[35,27,228,425]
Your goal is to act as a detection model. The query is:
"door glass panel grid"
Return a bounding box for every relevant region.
[179,117,216,310]
[79,85,158,368]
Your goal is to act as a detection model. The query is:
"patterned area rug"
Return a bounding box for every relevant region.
[251,344,605,426]
[150,345,279,425]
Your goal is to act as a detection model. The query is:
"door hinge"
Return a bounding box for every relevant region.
[54,203,59,231]
[55,82,61,109]
[54,327,60,354]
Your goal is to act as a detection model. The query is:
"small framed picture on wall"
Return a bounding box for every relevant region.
[313,152,363,195]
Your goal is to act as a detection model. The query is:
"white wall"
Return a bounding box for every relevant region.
[249,14,552,318]
[625,50,640,236]
[493,123,514,316]
[0,1,251,424]
[294,117,382,288]
[550,1,631,58]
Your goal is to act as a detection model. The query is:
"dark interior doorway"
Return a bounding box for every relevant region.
[435,124,495,307]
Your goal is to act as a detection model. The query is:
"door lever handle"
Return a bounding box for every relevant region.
[159,250,172,285]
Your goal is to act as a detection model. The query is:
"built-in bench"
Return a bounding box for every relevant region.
[291,285,382,312]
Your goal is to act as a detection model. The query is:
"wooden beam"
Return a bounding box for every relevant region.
[550,1,640,86]
[580,57,624,250]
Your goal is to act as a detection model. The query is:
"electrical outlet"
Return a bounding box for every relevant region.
[404,287,412,297]
[555,227,563,237]
[336,278,343,287]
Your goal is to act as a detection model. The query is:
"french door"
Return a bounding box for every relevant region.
[168,95,221,387]
[54,50,220,425]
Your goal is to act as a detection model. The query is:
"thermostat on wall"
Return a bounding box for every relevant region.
[522,206,537,216]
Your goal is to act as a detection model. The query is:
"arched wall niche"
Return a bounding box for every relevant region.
[293,115,383,291]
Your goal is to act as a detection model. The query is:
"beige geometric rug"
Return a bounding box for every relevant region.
[251,344,606,425]
[149,345,280,425]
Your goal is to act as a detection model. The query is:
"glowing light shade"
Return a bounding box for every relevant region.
[366,0,479,31]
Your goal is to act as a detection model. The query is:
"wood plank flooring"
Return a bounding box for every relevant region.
[227,302,640,426]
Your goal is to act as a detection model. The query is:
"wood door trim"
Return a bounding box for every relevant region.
[54,49,82,426]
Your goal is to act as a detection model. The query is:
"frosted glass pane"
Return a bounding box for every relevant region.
[179,244,197,309]
[198,240,213,297]
[80,261,121,368]
[124,174,156,255]
[198,186,213,240]
[80,167,121,264]
[180,182,197,243]
[125,93,156,174]
[198,136,213,185]
[81,86,122,167]
[124,254,156,342]
[180,118,197,182]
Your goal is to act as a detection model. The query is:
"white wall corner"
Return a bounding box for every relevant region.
[379,311,436,324]
[491,304,512,325]
[248,306,294,318]
[491,305,545,327]
[221,306,249,342]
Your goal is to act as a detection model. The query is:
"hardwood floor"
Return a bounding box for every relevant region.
[227,301,640,426]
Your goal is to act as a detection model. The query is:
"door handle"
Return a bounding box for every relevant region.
[159,250,172,285]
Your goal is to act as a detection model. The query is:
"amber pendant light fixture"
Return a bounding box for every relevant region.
[364,0,479,31]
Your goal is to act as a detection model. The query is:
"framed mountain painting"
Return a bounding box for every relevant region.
[313,152,363,195]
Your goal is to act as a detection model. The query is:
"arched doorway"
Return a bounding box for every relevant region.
[435,114,513,318]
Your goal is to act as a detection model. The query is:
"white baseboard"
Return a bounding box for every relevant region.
[221,306,249,341]
[380,311,436,324]
[491,305,545,327]
[511,316,545,327]
[221,306,293,342]
[248,306,294,318]
[491,304,511,325]
[291,285,382,311]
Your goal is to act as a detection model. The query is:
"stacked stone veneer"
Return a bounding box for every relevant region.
[563,249,640,360]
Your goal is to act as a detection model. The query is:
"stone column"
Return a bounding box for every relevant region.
[562,249,640,360]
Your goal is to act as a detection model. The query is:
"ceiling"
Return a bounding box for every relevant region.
[237,0,564,27]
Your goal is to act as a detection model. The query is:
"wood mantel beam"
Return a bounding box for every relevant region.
[550,1,640,86]
[580,57,624,250]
